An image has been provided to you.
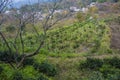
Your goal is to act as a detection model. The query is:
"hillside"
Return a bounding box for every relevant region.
[0,0,120,80]
[45,20,111,54]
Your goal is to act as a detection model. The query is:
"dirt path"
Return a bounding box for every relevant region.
[109,22,120,49]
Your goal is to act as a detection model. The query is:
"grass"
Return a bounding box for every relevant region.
[0,11,120,80]
[45,53,120,80]
[0,18,112,55]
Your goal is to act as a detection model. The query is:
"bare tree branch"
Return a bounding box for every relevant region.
[0,0,72,69]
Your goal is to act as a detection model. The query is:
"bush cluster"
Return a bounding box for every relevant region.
[34,61,57,76]
[11,71,49,80]
[0,66,3,74]
[37,74,49,80]
[114,16,120,24]
[11,71,24,80]
[79,58,103,70]
[79,57,120,79]
[0,51,57,79]
[80,57,120,70]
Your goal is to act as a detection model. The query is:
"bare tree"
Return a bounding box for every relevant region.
[0,0,72,69]
[0,0,16,68]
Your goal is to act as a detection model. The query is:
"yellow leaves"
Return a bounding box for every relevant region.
[76,12,87,22]
[88,6,98,14]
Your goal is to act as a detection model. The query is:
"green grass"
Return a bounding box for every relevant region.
[0,18,112,55]
[44,19,111,54]
[0,18,117,80]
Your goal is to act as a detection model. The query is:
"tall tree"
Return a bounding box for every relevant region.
[0,0,72,69]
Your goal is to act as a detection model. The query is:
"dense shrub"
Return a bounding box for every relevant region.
[39,49,49,55]
[79,58,103,70]
[34,61,57,76]
[76,12,87,22]
[22,66,38,79]
[11,71,24,80]
[114,16,120,24]
[97,0,107,3]
[0,66,3,74]
[88,71,105,80]
[6,25,16,33]
[45,20,110,54]
[0,51,36,67]
[25,78,35,80]
[103,57,120,69]
[80,57,120,70]
[0,64,14,80]
[107,73,120,80]
[79,57,120,79]
[23,58,35,66]
[99,64,120,78]
[87,70,120,80]
[37,74,49,80]
[0,51,14,63]
[88,6,98,14]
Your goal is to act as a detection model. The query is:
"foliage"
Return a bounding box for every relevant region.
[22,66,38,79]
[0,19,111,54]
[114,15,120,24]
[79,58,103,70]
[103,57,120,69]
[0,64,52,80]
[0,66,3,74]
[44,20,111,54]
[0,64,14,80]
[23,58,35,66]
[37,74,49,80]
[2,19,111,54]
[11,71,24,80]
[5,25,16,33]
[0,51,15,63]
[79,57,120,79]
[99,64,120,79]
[0,51,36,66]
[76,12,88,22]
[89,6,98,14]
[34,61,57,76]
[80,57,120,70]
[88,71,105,80]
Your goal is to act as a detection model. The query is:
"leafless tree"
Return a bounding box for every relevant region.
[0,0,15,68]
[0,0,72,69]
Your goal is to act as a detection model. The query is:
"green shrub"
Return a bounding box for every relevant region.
[40,49,49,55]
[22,66,38,79]
[79,58,103,70]
[25,78,35,80]
[0,64,15,80]
[6,25,16,33]
[0,51,21,63]
[23,58,35,66]
[0,51,13,62]
[11,71,24,80]
[114,16,120,24]
[34,61,57,76]
[76,12,87,22]
[0,51,36,67]
[79,57,120,79]
[99,64,120,78]
[88,71,105,80]
[103,57,120,69]
[108,57,120,69]
[0,66,3,74]
[37,74,49,80]
[107,73,120,80]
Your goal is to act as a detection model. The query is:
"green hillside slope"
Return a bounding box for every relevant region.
[45,19,111,54]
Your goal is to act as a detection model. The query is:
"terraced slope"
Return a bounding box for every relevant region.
[45,20,111,54]
[0,19,111,54]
